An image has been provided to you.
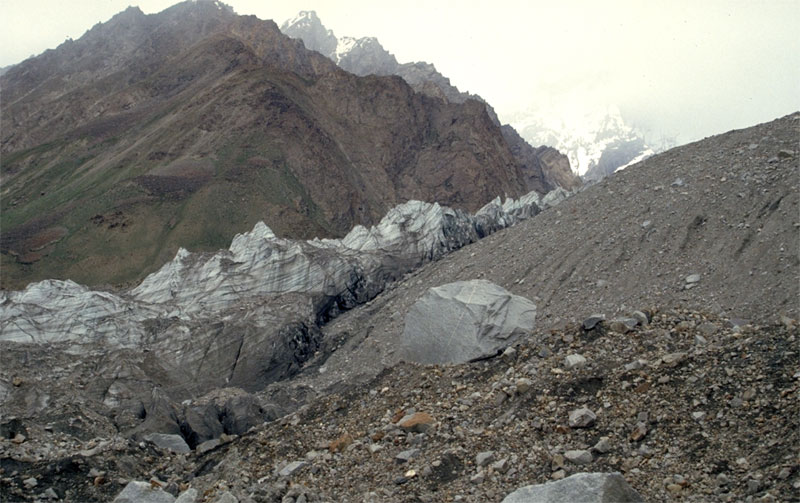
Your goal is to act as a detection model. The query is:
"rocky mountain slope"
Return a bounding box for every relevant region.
[0,0,537,290]
[1,113,797,502]
[280,10,581,196]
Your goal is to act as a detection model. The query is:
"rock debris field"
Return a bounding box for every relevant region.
[0,113,798,502]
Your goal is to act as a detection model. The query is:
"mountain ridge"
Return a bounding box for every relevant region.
[0,0,541,290]
[280,10,582,195]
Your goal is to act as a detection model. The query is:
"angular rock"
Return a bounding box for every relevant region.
[175,488,198,503]
[113,481,176,503]
[564,354,587,370]
[515,378,533,394]
[630,422,648,441]
[631,311,650,326]
[278,461,308,477]
[685,274,701,284]
[609,318,639,333]
[582,314,605,330]
[501,472,643,503]
[476,451,496,467]
[568,407,597,428]
[564,449,593,464]
[144,433,191,454]
[399,280,536,364]
[395,449,421,464]
[593,436,612,454]
[398,412,434,433]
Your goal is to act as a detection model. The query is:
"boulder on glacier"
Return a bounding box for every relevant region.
[501,472,643,503]
[399,280,536,364]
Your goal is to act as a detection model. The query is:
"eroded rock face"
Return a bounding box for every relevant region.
[400,280,536,364]
[501,472,644,503]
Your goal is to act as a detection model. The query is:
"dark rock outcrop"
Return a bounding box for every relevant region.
[280,10,581,195]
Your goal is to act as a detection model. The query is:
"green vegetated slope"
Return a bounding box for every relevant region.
[1,2,526,289]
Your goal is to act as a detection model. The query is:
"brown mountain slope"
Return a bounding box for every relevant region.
[0,1,529,289]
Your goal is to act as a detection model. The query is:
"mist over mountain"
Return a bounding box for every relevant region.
[508,104,663,181]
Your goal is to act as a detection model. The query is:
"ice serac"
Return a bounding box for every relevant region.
[501,472,643,503]
[0,188,567,435]
[0,279,154,346]
[400,280,536,364]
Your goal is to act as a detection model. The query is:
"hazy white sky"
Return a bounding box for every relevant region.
[2,0,799,143]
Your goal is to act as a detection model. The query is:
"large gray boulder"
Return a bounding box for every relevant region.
[400,280,536,364]
[501,472,643,503]
[113,481,176,503]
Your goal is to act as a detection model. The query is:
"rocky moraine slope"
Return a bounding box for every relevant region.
[0,108,797,502]
[0,0,575,290]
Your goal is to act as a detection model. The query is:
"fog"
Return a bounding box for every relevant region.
[2,0,798,144]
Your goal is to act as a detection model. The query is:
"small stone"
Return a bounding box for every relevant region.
[685,274,701,284]
[563,449,593,464]
[515,378,532,394]
[624,359,647,371]
[395,449,421,464]
[503,347,517,361]
[144,433,190,454]
[11,433,26,444]
[404,469,417,479]
[582,314,605,330]
[470,471,486,484]
[112,481,175,503]
[694,334,708,345]
[609,318,639,333]
[476,451,496,467]
[672,177,685,186]
[564,354,587,370]
[661,353,687,367]
[778,467,792,479]
[691,411,706,421]
[393,476,409,485]
[778,149,795,158]
[492,390,508,406]
[43,488,59,500]
[12,377,23,387]
[279,461,307,477]
[23,477,37,489]
[593,436,612,454]
[368,444,383,454]
[492,458,510,474]
[630,422,648,442]
[551,469,566,480]
[631,311,650,326]
[329,433,353,452]
[746,479,760,493]
[666,483,682,493]
[641,220,651,229]
[568,407,597,428]
[398,412,434,433]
